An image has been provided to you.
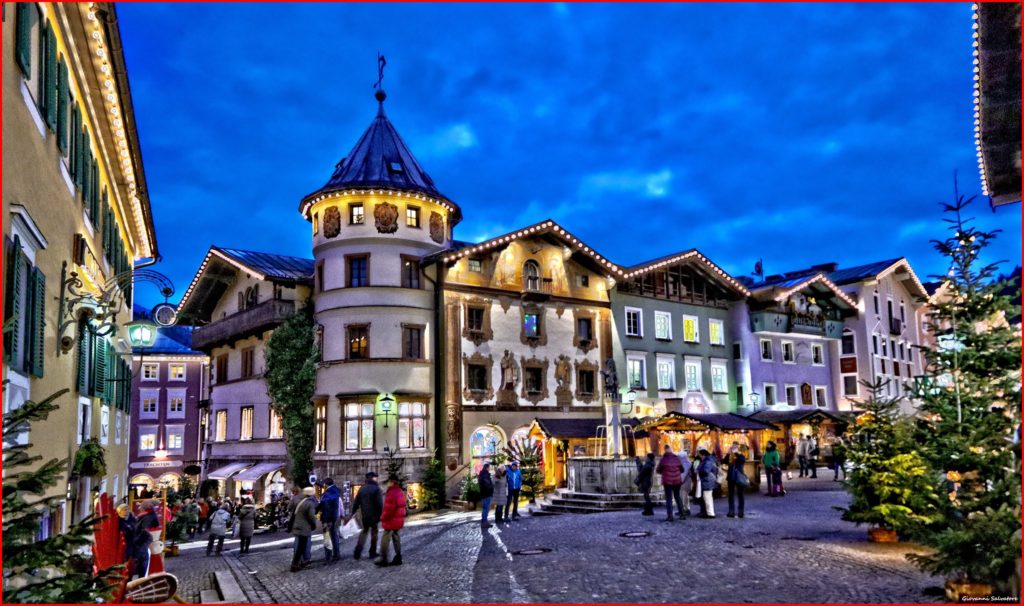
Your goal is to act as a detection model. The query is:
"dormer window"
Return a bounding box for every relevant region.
[523,260,541,292]
[387,161,403,174]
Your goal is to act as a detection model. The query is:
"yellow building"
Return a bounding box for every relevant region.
[2,3,158,535]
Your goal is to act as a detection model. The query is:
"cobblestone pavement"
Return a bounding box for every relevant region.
[166,478,944,603]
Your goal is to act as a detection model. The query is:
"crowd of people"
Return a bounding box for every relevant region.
[476,460,524,528]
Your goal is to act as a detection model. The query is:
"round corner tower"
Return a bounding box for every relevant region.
[297,90,462,491]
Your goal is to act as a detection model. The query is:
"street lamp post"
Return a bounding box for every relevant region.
[749,392,761,409]
[377,393,396,428]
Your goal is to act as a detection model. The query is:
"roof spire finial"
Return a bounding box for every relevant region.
[373,52,387,108]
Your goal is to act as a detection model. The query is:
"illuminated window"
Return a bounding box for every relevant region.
[316,402,328,452]
[215,410,227,442]
[468,258,483,273]
[139,432,156,451]
[398,402,426,449]
[406,206,420,227]
[344,403,374,452]
[167,393,185,416]
[625,308,642,337]
[141,363,159,380]
[349,203,364,225]
[240,406,253,441]
[313,212,319,235]
[169,364,186,380]
[656,357,674,390]
[166,430,183,450]
[348,325,369,359]
[710,362,727,393]
[141,396,158,415]
[470,425,503,474]
[684,360,701,391]
[654,311,671,340]
[269,408,284,439]
[523,313,540,338]
[627,356,645,389]
[682,315,699,343]
[708,319,724,345]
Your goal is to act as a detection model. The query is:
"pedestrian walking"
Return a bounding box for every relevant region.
[206,503,231,556]
[289,487,318,572]
[762,441,785,497]
[656,445,685,521]
[317,478,343,563]
[696,448,719,518]
[809,439,820,478]
[236,497,256,554]
[504,461,523,521]
[493,466,509,523]
[182,498,200,540]
[634,453,655,516]
[197,498,209,534]
[375,474,406,567]
[797,435,810,478]
[350,471,384,560]
[679,450,693,516]
[726,451,747,518]
[478,463,495,528]
[832,437,847,481]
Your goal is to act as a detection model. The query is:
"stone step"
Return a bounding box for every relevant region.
[546,497,653,509]
[213,570,247,604]
[200,589,222,604]
[553,490,653,502]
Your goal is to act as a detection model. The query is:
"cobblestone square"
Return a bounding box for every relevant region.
[166,478,943,603]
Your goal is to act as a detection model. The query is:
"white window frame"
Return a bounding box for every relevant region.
[141,362,160,381]
[99,405,110,446]
[811,343,825,366]
[763,383,777,406]
[168,363,186,381]
[814,385,828,408]
[397,402,427,450]
[682,315,700,343]
[240,406,254,441]
[784,384,798,406]
[709,359,728,394]
[842,374,859,398]
[165,425,185,452]
[653,311,672,341]
[215,410,227,442]
[626,352,646,389]
[624,307,643,338]
[140,389,160,419]
[708,319,725,346]
[684,356,702,392]
[77,397,92,445]
[139,430,157,452]
[841,330,856,356]
[269,407,284,439]
[655,354,675,391]
[759,338,773,361]
[114,411,122,445]
[345,403,375,452]
[166,388,186,419]
[781,340,795,364]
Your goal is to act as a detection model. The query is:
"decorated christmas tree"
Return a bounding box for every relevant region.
[907,196,1021,593]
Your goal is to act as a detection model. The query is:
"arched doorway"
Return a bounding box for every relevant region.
[129,474,154,498]
[469,425,505,474]
[157,473,181,492]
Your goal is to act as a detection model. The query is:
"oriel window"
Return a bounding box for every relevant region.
[348,326,369,359]
[344,403,375,451]
[315,402,328,452]
[401,257,421,289]
[398,402,426,449]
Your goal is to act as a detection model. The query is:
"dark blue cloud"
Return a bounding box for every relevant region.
[117,3,1020,307]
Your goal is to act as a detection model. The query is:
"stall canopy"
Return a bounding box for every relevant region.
[641,411,776,432]
[746,409,848,427]
[531,417,647,439]
[232,462,285,482]
[207,462,253,480]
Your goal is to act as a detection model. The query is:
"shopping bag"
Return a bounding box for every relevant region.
[340,517,360,540]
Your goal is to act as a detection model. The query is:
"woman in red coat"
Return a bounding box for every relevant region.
[375,475,406,567]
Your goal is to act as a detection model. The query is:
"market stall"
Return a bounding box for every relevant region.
[746,409,850,469]
[528,417,647,488]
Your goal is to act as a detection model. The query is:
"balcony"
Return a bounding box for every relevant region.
[750,310,844,339]
[750,310,789,333]
[521,277,554,301]
[192,299,297,350]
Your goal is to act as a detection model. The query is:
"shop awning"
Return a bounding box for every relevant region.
[746,409,849,426]
[232,462,285,482]
[207,462,253,480]
[641,412,776,432]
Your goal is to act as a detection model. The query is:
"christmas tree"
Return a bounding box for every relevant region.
[907,195,1021,591]
[838,380,941,538]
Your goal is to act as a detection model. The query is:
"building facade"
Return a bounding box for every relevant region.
[176,247,313,502]
[3,3,158,536]
[128,315,207,495]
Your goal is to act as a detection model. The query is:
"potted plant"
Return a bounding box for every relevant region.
[71,439,107,479]
[458,474,480,510]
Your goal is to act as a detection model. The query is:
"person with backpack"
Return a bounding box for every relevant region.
[375,474,406,567]
[207,503,231,556]
[808,438,820,478]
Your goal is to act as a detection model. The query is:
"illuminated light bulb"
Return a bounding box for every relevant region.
[92,31,101,40]
[97,48,106,58]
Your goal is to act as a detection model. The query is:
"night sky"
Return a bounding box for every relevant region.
[117,3,1021,309]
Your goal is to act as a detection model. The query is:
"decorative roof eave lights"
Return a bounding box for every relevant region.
[624,251,751,297]
[82,4,152,259]
[972,3,991,198]
[771,274,858,308]
[177,248,268,313]
[300,189,459,220]
[876,258,929,299]
[441,220,626,276]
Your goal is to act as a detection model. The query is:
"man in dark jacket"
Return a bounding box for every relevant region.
[478,463,495,529]
[656,445,686,522]
[635,453,655,516]
[317,479,343,563]
[349,471,384,560]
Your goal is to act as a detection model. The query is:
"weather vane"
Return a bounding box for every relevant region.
[374,52,387,90]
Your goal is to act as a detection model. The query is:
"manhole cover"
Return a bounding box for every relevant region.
[619,531,651,538]
[513,548,552,556]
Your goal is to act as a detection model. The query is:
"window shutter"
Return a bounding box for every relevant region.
[28,267,46,378]
[76,127,87,192]
[15,3,31,76]
[76,322,89,394]
[57,58,68,152]
[92,331,107,399]
[3,236,23,366]
[45,26,57,130]
[71,105,80,182]
[37,21,48,113]
[90,163,100,220]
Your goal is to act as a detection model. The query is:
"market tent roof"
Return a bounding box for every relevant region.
[746,409,848,426]
[641,412,776,432]
[232,462,285,482]
[531,417,645,439]
[206,462,253,480]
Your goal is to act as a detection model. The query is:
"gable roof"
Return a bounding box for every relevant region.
[176,246,314,323]
[749,272,858,310]
[623,250,751,297]
[747,409,848,426]
[827,257,928,299]
[299,93,461,224]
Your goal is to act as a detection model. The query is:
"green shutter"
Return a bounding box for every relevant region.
[70,105,80,182]
[3,236,23,366]
[45,26,57,130]
[36,21,47,112]
[28,267,46,378]
[57,59,68,152]
[15,3,31,76]
[90,163,99,220]
[76,322,90,394]
[76,127,87,192]
[92,331,106,398]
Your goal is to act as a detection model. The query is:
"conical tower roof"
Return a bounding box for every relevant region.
[299,90,461,223]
